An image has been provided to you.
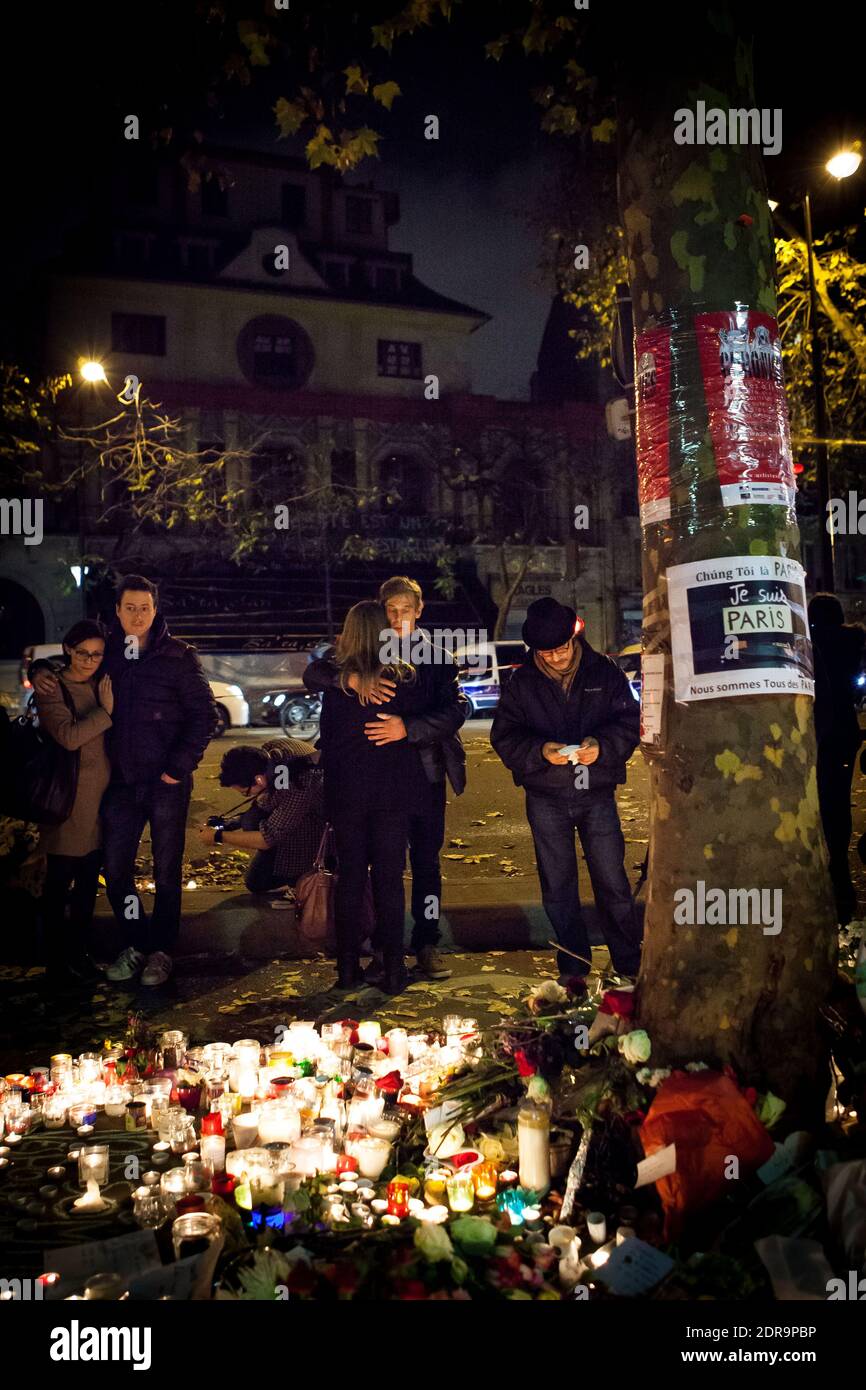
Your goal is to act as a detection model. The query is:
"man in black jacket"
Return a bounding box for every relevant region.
[303,575,466,980]
[491,597,643,983]
[38,575,216,986]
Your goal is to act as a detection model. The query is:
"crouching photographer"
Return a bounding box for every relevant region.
[199,739,324,896]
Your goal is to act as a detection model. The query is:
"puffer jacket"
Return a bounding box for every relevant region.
[102,612,216,784]
[491,637,639,795]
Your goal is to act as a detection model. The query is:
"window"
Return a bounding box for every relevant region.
[236,315,315,391]
[346,195,373,234]
[252,443,305,509]
[379,453,425,511]
[253,333,295,381]
[201,177,228,216]
[281,183,306,228]
[111,312,166,356]
[377,340,422,379]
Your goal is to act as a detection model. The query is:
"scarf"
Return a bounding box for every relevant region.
[533,639,582,696]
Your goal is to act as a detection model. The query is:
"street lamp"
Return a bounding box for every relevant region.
[79,360,107,384]
[801,145,862,593]
[75,361,108,614]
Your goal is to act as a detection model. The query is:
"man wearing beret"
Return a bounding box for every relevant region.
[491,597,643,983]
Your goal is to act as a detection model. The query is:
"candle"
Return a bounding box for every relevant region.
[256,1102,301,1146]
[141,1171,161,1187]
[355,1137,391,1181]
[423,1168,451,1205]
[586,1212,607,1244]
[46,1166,66,1180]
[418,1204,450,1224]
[548,1225,577,1253]
[445,1171,474,1213]
[517,1102,550,1196]
[367,1118,400,1142]
[381,1213,401,1226]
[371,1198,388,1213]
[357,1021,381,1047]
[385,1029,409,1066]
[616,1225,636,1246]
[72,1178,107,1212]
[200,1135,226,1176]
[231,1113,260,1150]
[336,1154,359,1176]
[472,1161,499,1202]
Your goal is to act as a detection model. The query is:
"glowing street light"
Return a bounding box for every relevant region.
[826,148,862,180]
[79,360,107,384]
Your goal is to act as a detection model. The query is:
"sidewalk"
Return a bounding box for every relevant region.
[88,878,645,962]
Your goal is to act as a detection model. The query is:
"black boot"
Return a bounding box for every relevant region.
[334,956,364,990]
[382,956,409,996]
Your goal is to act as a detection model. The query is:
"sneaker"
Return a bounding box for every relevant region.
[104,946,145,982]
[417,945,452,980]
[141,951,173,987]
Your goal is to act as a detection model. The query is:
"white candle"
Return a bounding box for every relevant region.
[587,1212,607,1244]
[200,1135,226,1176]
[231,1113,260,1149]
[355,1137,391,1181]
[517,1103,550,1195]
[357,1020,381,1047]
[72,1178,107,1212]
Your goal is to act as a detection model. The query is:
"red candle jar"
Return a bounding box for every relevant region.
[269,1076,295,1098]
[211,1174,237,1199]
[175,1193,206,1216]
[387,1179,411,1218]
[336,1154,359,1175]
[201,1113,223,1137]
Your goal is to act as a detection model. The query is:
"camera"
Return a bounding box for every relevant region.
[207,815,225,830]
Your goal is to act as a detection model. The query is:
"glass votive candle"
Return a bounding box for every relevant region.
[386,1178,411,1218]
[201,1043,233,1073]
[182,1154,208,1191]
[160,1030,187,1071]
[104,1086,129,1119]
[355,1137,392,1181]
[385,1029,409,1066]
[77,1053,101,1085]
[290,1135,322,1177]
[42,1095,67,1129]
[132,1185,163,1229]
[445,1171,474,1213]
[256,1102,301,1146]
[78,1146,109,1187]
[159,1167,189,1215]
[499,1169,519,1189]
[152,1141,171,1164]
[200,1111,223,1137]
[423,1168,451,1205]
[357,1021,381,1047]
[472,1161,499,1202]
[336,1154,359,1176]
[231,1112,260,1150]
[67,1101,95,1132]
[171,1211,222,1263]
[200,1135,226,1176]
[262,1144,295,1180]
[125,1100,148,1132]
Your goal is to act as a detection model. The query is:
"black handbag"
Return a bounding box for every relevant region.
[17,680,81,825]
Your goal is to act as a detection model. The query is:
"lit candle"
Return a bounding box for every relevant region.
[358,1021,381,1047]
[445,1171,474,1213]
[472,1161,499,1202]
[200,1135,226,1176]
[418,1204,449,1225]
[72,1178,107,1212]
[231,1113,260,1150]
[586,1212,607,1244]
[355,1137,391,1181]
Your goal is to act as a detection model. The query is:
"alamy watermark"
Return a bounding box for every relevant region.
[0,498,42,545]
[827,493,866,534]
[378,628,489,670]
[673,101,782,157]
[673,880,782,935]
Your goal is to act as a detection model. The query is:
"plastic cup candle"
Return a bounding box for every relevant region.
[356,1137,391,1181]
[446,1171,474,1213]
[290,1136,322,1177]
[587,1212,607,1244]
[256,1102,301,1146]
[385,1029,409,1066]
[357,1021,381,1048]
[231,1113,260,1150]
[387,1179,411,1218]
[423,1168,451,1205]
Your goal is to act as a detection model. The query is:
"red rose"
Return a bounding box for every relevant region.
[514,1049,536,1078]
[743,1086,758,1107]
[599,990,635,1018]
[395,1280,428,1301]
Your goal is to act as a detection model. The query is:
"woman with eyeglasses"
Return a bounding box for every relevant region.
[33,619,114,982]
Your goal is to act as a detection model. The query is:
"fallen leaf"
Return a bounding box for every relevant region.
[444,853,465,861]
[486,811,504,818]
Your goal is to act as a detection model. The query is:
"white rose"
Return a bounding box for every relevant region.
[414,1222,454,1263]
[618,1029,652,1065]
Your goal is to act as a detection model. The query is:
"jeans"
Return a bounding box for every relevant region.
[409,778,447,950]
[332,811,408,963]
[102,777,192,954]
[42,850,101,962]
[525,788,643,977]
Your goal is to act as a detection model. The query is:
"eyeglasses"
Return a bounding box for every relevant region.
[71,648,104,663]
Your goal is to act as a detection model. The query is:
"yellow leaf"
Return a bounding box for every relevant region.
[591,117,617,143]
[274,98,307,138]
[372,81,401,111]
[371,23,395,52]
[715,749,741,779]
[306,125,337,169]
[344,64,369,96]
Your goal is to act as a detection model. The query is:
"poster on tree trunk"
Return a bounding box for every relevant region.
[635,326,672,526]
[695,310,796,510]
[667,554,814,702]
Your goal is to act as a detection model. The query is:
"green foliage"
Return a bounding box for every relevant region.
[0,364,70,481]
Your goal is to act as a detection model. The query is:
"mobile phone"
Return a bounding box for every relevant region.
[557,744,582,759]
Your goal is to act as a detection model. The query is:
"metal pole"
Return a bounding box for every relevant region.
[803,191,835,592]
[77,391,87,617]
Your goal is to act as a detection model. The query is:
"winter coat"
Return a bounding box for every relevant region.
[35,671,112,856]
[304,630,467,794]
[318,671,433,819]
[491,637,639,795]
[101,612,216,785]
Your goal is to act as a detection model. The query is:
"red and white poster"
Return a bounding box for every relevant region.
[635,327,671,526]
[695,310,796,510]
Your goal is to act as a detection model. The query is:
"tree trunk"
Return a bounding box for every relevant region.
[494,546,532,639]
[617,3,836,1104]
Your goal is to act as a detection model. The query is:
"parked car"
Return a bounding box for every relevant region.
[453,640,528,718]
[256,686,321,736]
[18,644,249,734]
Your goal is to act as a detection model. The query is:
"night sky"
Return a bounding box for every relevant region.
[1,2,863,399]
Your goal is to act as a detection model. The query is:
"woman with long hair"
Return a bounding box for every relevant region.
[34,619,113,982]
[319,600,427,992]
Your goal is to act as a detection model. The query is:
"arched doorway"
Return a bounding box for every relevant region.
[0,578,45,658]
